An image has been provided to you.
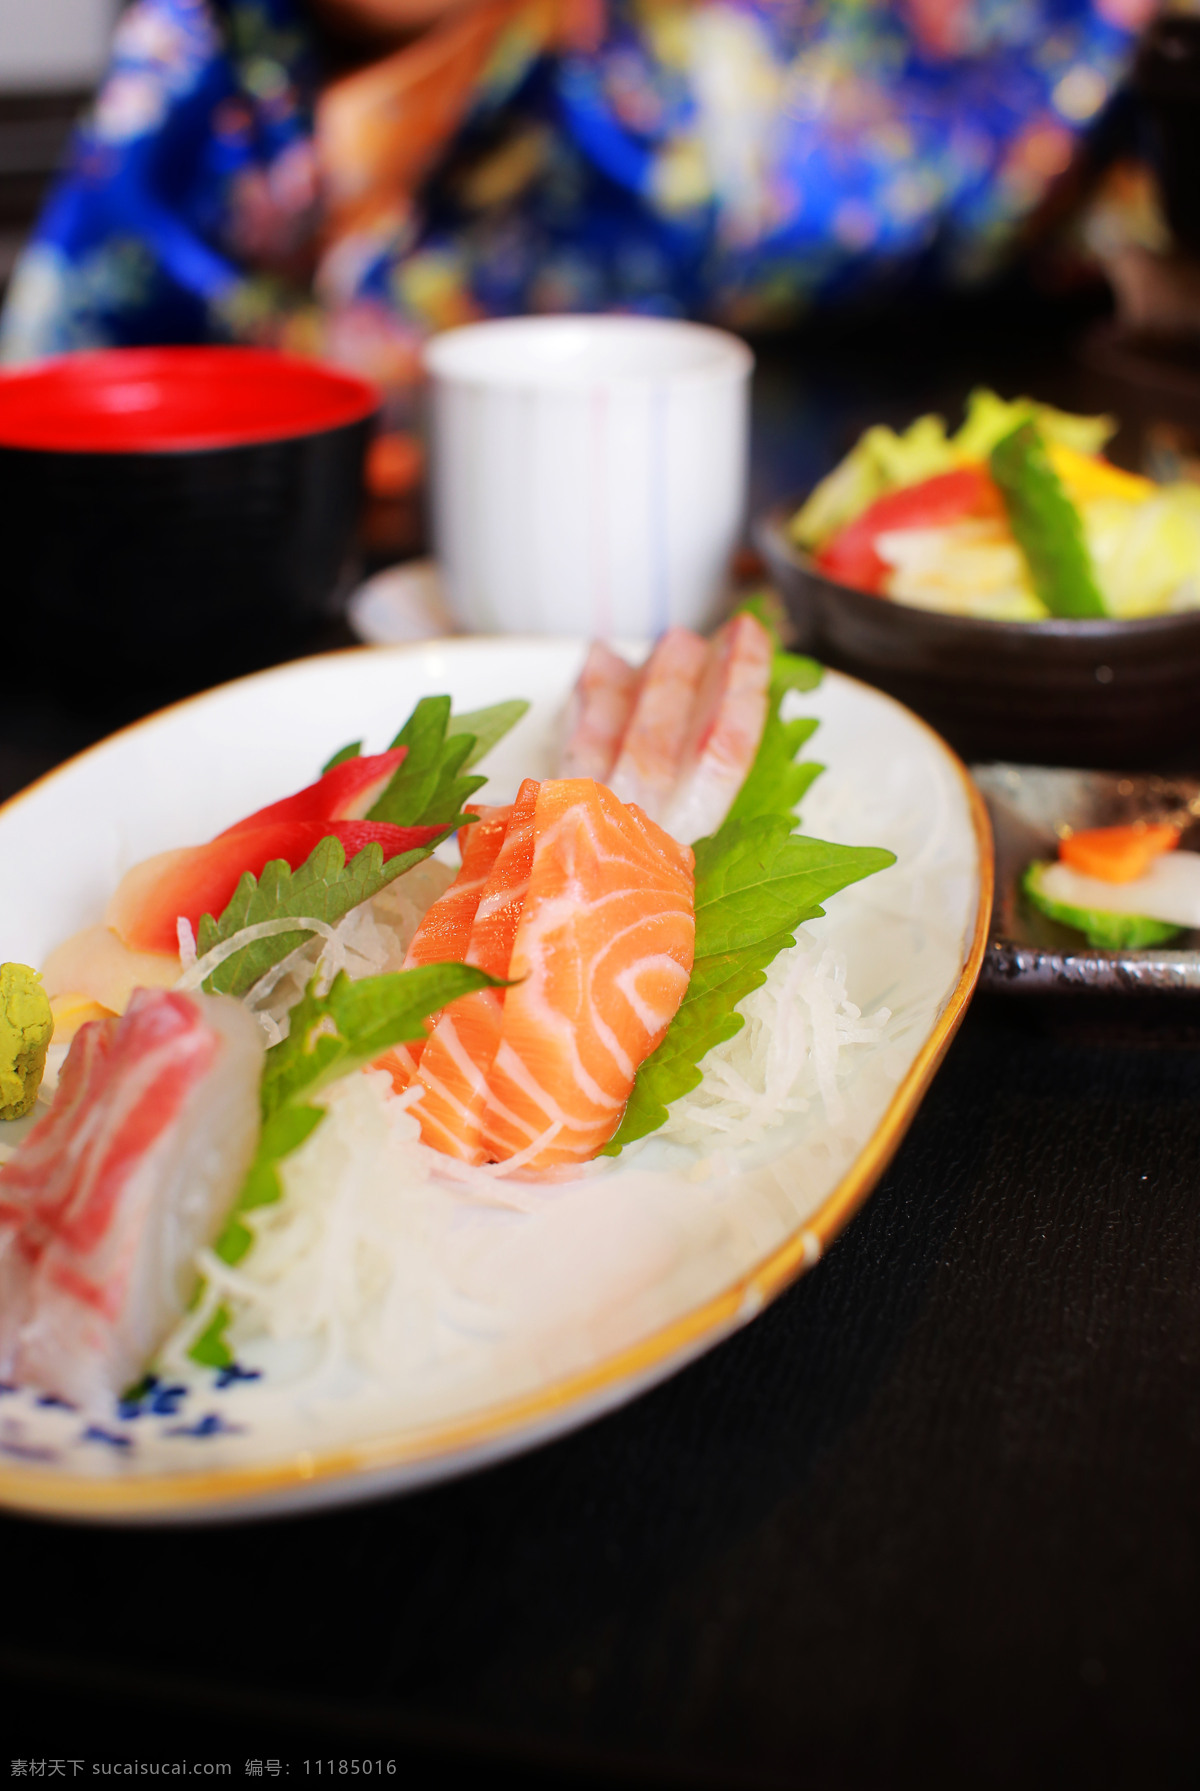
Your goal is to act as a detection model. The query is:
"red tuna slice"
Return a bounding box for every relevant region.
[0,988,264,1409]
[219,747,408,835]
[560,642,643,782]
[660,612,773,844]
[108,818,444,955]
[378,803,513,1092]
[607,627,709,820]
[412,780,540,1163]
[481,780,695,1171]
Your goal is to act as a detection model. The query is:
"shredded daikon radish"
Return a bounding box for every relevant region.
[643,930,890,1153]
[165,857,457,1044]
[242,858,456,1039]
[165,918,892,1389]
[166,1070,475,1387]
[175,917,340,992]
[176,916,197,971]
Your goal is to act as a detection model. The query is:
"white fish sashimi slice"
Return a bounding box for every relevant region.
[1039,853,1200,930]
[0,988,264,1409]
[607,627,709,820]
[0,1021,112,1374]
[559,642,642,781]
[660,612,773,844]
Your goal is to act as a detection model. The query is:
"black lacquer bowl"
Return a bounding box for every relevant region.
[757,501,1200,768]
[0,347,378,696]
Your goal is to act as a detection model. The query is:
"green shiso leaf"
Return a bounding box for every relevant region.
[602,643,893,1155]
[320,740,363,773]
[197,837,440,1001]
[724,638,824,830]
[989,421,1106,619]
[1021,861,1184,951]
[190,960,502,1366]
[367,696,485,828]
[446,699,531,769]
[603,819,894,1152]
[188,1304,236,1368]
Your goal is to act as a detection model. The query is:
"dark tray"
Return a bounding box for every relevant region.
[974,763,1200,994]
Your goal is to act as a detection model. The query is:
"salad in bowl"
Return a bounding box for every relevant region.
[790,389,1200,624]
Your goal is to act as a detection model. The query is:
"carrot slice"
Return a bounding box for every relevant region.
[1058,823,1181,884]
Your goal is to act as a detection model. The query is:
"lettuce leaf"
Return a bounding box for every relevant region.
[190,961,500,1366]
[790,415,955,549]
[790,389,1116,552]
[954,388,1114,462]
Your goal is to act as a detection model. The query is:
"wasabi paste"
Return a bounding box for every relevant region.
[0,962,53,1120]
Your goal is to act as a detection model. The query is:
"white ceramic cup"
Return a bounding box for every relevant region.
[424,315,753,636]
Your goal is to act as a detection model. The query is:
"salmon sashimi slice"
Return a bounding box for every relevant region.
[411,780,541,1163]
[0,988,263,1409]
[560,642,643,781]
[481,780,695,1171]
[607,627,709,819]
[378,803,512,1091]
[661,612,773,843]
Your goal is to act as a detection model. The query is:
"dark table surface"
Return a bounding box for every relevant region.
[4,291,1199,1789]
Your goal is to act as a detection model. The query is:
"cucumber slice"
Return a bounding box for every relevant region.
[990,422,1107,618]
[1021,861,1184,950]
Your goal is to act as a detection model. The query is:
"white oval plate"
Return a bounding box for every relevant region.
[0,641,991,1523]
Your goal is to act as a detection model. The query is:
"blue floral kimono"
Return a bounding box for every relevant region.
[0,0,1146,396]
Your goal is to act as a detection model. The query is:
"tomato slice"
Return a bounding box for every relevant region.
[816,466,1002,594]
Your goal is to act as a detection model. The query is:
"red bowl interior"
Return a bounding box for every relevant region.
[0,347,379,453]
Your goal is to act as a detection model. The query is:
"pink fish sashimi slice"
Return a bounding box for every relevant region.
[0,988,263,1410]
[219,747,409,835]
[378,803,512,1092]
[607,627,709,820]
[481,780,695,1171]
[411,780,540,1163]
[0,1019,113,1346]
[107,818,444,956]
[559,642,643,781]
[660,612,773,844]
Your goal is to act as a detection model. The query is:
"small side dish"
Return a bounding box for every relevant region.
[791,389,1200,623]
[974,763,1200,997]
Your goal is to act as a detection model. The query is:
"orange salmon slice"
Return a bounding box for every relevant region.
[411,779,540,1162]
[481,779,695,1171]
[378,803,511,1093]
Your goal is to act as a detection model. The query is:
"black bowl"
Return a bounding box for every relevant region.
[0,347,378,699]
[757,501,1200,768]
